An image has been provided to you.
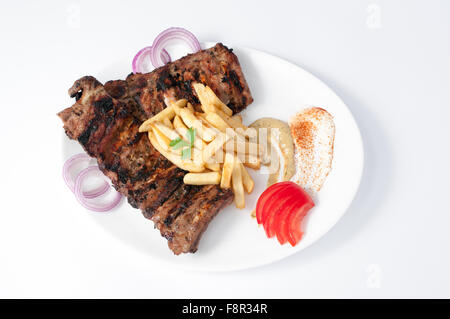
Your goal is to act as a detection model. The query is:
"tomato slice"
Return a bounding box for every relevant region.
[261,183,299,235]
[263,192,297,238]
[275,197,303,244]
[256,182,286,224]
[266,182,314,246]
[256,181,314,246]
[256,181,293,224]
[287,201,315,246]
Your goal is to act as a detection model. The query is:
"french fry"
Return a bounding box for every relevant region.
[214,108,247,130]
[201,102,218,114]
[231,114,243,124]
[151,125,171,151]
[202,133,231,163]
[153,122,180,141]
[192,83,217,113]
[175,99,188,107]
[224,136,260,157]
[179,108,216,142]
[220,152,234,188]
[204,85,233,116]
[147,131,204,172]
[223,137,236,155]
[186,102,195,112]
[192,83,207,102]
[205,112,230,132]
[193,83,232,116]
[173,115,188,131]
[139,106,175,132]
[198,136,207,150]
[232,158,245,209]
[240,163,254,193]
[243,154,261,170]
[205,162,221,172]
[194,112,211,129]
[183,172,221,185]
[192,138,205,166]
[195,112,216,131]
[203,114,247,144]
[162,117,173,129]
[171,99,187,116]
[244,141,261,157]
[195,111,209,120]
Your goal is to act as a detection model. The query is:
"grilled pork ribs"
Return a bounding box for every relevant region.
[58,43,253,254]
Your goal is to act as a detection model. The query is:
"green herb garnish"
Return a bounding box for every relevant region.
[170,127,196,160]
[181,148,192,160]
[169,137,182,147]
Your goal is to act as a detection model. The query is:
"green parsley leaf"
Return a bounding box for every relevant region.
[186,127,196,145]
[169,137,182,147]
[172,139,190,150]
[181,147,191,160]
[168,127,196,160]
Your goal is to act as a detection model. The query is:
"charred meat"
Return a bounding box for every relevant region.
[58,43,253,254]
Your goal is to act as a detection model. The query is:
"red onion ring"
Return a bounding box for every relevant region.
[74,166,122,212]
[63,153,109,199]
[150,27,201,68]
[132,46,171,74]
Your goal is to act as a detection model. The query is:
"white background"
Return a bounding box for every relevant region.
[1,0,449,298]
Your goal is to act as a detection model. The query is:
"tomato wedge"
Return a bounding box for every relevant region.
[261,183,297,226]
[256,181,293,224]
[286,185,314,246]
[275,197,304,244]
[263,191,297,238]
[255,181,314,246]
[287,202,314,246]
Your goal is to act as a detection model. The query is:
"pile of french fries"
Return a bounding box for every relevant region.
[138,83,267,209]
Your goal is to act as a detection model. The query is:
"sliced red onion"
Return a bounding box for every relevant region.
[150,27,201,68]
[63,153,109,199]
[132,46,171,74]
[82,183,110,199]
[74,166,122,212]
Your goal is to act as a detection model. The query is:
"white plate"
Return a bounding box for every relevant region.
[62,43,363,272]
